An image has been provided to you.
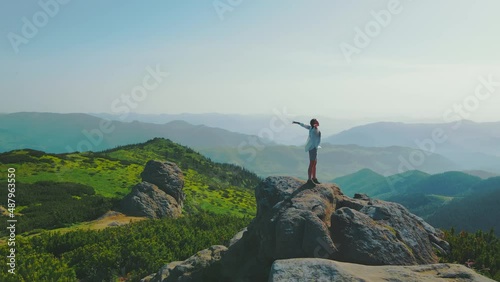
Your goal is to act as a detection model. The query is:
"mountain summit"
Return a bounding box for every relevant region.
[139,177,495,282]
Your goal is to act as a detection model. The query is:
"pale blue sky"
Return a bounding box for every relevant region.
[1,0,500,121]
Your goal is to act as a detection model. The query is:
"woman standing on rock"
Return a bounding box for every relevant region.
[293,119,321,185]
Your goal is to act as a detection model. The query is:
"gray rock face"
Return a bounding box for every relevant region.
[255,176,305,216]
[229,228,247,247]
[141,160,185,206]
[142,245,227,282]
[218,176,449,281]
[120,182,181,219]
[144,176,466,282]
[331,195,449,265]
[141,261,182,282]
[330,207,415,265]
[121,160,185,219]
[269,258,496,282]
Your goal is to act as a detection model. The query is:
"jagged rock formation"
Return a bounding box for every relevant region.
[141,160,185,205]
[121,160,185,219]
[331,193,450,265]
[142,245,227,282]
[120,182,182,219]
[269,258,495,282]
[218,176,449,281]
[141,176,495,282]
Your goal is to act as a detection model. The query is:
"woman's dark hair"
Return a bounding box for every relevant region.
[310,118,319,127]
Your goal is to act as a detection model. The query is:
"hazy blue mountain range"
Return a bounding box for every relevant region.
[1,112,461,179]
[332,168,500,235]
[462,170,500,179]
[90,112,370,146]
[0,112,272,153]
[324,121,500,173]
[199,144,458,180]
[3,112,498,179]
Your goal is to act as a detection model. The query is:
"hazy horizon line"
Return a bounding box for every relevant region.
[2,111,500,124]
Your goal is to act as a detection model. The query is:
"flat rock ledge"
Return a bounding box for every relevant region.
[269,258,496,282]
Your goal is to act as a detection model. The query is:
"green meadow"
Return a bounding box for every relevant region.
[0,138,260,280]
[0,138,261,235]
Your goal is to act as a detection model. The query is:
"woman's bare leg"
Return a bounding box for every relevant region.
[308,160,314,179]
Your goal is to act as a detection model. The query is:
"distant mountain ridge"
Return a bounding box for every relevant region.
[332,168,500,235]
[1,112,461,179]
[332,169,430,199]
[90,112,365,146]
[0,112,271,153]
[0,138,261,222]
[324,120,500,173]
[200,143,458,180]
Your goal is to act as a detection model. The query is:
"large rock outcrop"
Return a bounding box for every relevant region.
[120,182,182,219]
[143,176,492,282]
[121,160,185,219]
[269,258,495,282]
[141,160,185,205]
[331,194,451,266]
[217,176,449,281]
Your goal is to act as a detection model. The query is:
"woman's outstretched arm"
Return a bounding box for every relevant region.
[292,121,311,129]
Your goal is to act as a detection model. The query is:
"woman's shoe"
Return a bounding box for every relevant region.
[312,178,321,184]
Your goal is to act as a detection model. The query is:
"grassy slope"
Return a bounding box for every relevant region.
[0,137,258,281]
[0,150,141,197]
[100,138,259,216]
[333,168,389,197]
[333,169,430,199]
[409,171,482,196]
[0,138,261,223]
